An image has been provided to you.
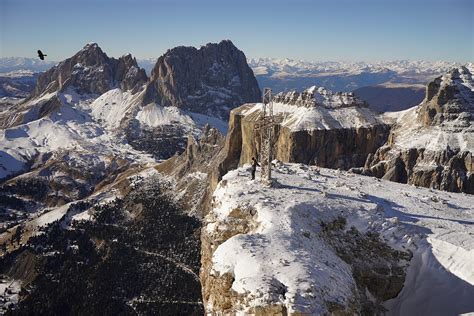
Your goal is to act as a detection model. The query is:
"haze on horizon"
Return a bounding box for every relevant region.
[0,0,472,63]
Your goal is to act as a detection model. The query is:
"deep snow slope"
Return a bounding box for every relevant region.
[0,87,157,180]
[202,162,474,315]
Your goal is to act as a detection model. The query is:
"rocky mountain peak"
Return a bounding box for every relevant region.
[32,43,147,97]
[361,64,474,194]
[76,42,109,64]
[144,40,261,120]
[273,85,367,108]
[419,64,473,127]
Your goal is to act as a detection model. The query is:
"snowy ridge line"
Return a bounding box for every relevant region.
[241,101,384,131]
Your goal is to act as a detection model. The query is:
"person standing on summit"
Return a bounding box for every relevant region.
[251,157,260,180]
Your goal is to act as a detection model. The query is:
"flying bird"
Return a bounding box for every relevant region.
[37,50,47,60]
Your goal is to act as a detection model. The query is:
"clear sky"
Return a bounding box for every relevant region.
[1,0,472,62]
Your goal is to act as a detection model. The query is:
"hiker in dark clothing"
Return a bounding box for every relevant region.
[251,157,260,180]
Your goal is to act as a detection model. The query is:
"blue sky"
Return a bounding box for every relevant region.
[1,0,472,62]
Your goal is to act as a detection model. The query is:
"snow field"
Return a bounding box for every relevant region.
[206,162,474,314]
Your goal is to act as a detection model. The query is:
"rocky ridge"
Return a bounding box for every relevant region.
[0,43,147,130]
[358,65,474,193]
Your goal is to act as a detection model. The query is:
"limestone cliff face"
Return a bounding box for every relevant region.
[155,125,227,216]
[224,90,389,170]
[159,87,389,208]
[360,65,474,194]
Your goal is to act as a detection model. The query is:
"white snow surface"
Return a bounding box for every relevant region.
[0,88,156,180]
[206,163,474,315]
[0,83,229,179]
[242,102,383,131]
[384,107,473,153]
[136,103,195,128]
[90,88,141,130]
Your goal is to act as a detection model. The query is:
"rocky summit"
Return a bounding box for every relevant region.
[33,43,147,97]
[419,65,473,128]
[143,40,261,120]
[0,43,148,129]
[358,65,474,193]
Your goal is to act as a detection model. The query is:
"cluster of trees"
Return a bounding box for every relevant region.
[1,176,203,315]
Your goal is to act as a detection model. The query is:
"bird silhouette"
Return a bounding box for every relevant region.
[37,50,47,60]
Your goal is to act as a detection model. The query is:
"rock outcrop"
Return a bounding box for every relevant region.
[419,66,473,127]
[222,86,390,170]
[360,65,474,193]
[143,40,261,120]
[155,125,227,216]
[360,146,474,193]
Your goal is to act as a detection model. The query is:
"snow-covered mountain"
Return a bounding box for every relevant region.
[202,162,474,314]
[0,44,472,315]
[361,64,474,193]
[249,58,460,79]
[31,43,147,98]
[0,40,260,237]
[0,43,152,188]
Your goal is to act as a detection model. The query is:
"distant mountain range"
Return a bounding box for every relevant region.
[248,57,461,91]
[0,57,57,73]
[1,56,462,113]
[248,58,462,111]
